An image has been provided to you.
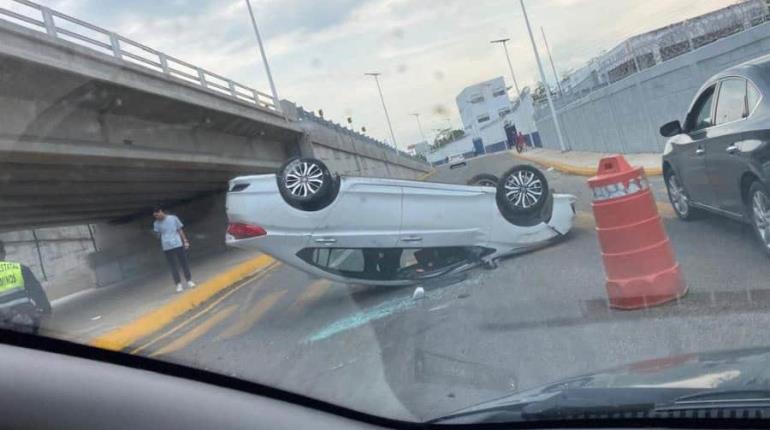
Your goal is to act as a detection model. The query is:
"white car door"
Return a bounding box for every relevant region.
[310,179,402,249]
[400,183,493,248]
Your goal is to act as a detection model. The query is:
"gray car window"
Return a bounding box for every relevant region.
[748,81,761,114]
[687,86,716,132]
[715,78,747,125]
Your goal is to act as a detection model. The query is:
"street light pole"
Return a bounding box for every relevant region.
[490,38,521,100]
[245,0,282,113]
[541,26,563,96]
[410,113,426,142]
[520,0,568,152]
[365,72,398,148]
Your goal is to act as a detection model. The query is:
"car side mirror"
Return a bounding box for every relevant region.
[660,120,683,137]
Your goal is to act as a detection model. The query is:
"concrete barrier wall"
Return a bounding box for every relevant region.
[0,226,97,301]
[282,102,431,179]
[535,22,770,153]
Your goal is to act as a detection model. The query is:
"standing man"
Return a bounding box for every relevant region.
[152,208,195,292]
[0,240,51,334]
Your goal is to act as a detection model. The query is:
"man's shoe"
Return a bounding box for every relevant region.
[187,281,196,289]
[176,283,184,293]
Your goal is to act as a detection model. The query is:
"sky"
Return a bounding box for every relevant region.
[7,0,739,148]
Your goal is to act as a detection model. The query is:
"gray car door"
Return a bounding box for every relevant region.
[706,77,758,216]
[677,84,718,207]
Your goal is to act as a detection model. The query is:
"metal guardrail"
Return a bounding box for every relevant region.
[0,0,278,112]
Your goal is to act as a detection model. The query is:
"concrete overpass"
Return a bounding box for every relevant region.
[0,0,428,231]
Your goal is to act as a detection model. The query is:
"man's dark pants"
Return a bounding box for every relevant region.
[164,247,191,284]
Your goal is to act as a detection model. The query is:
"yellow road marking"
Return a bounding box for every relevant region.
[574,211,596,229]
[89,254,277,352]
[656,201,677,219]
[290,279,331,313]
[129,262,279,355]
[419,170,436,181]
[217,289,288,340]
[150,304,237,357]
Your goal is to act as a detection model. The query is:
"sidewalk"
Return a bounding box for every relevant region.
[42,248,272,346]
[513,148,663,176]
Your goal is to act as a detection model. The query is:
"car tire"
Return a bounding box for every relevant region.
[748,181,770,257]
[467,174,499,187]
[496,165,550,226]
[665,171,701,221]
[276,157,337,211]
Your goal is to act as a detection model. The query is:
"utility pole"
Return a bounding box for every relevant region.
[365,72,398,148]
[410,113,426,142]
[520,0,568,152]
[245,0,282,114]
[490,38,522,100]
[541,26,563,96]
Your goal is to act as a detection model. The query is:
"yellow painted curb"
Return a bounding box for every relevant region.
[89,254,274,352]
[513,152,662,177]
[418,169,436,181]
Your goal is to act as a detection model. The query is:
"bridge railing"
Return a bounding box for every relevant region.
[0,0,279,112]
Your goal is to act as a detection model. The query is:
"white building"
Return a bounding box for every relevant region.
[456,76,512,143]
[453,77,540,155]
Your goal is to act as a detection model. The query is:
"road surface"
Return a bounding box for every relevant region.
[131,151,770,421]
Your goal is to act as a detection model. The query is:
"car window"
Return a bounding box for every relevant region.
[748,80,761,115]
[686,86,715,132]
[715,78,747,125]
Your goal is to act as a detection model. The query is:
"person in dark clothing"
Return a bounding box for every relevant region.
[0,240,52,334]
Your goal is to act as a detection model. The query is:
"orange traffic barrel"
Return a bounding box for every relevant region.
[588,155,687,310]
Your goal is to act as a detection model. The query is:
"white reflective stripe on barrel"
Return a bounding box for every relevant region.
[591,175,649,202]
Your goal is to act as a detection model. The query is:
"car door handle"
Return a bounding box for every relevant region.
[401,236,423,242]
[314,238,337,244]
[695,147,705,155]
[726,144,738,154]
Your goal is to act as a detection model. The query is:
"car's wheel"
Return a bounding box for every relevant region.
[467,174,499,187]
[665,171,700,221]
[277,157,335,210]
[495,165,550,226]
[748,181,770,257]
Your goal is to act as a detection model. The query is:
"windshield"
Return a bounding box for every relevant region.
[3,0,770,424]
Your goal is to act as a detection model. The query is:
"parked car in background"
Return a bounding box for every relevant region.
[661,55,770,256]
[447,153,467,169]
[226,158,575,285]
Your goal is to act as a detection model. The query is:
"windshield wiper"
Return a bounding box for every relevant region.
[434,388,770,424]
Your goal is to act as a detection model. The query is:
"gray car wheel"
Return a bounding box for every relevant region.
[665,172,700,221]
[749,181,770,256]
[495,165,550,227]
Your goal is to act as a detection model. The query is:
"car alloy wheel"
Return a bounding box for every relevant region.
[284,160,325,198]
[504,169,544,209]
[666,173,689,217]
[752,188,770,250]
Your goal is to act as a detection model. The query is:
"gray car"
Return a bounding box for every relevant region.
[661,55,770,256]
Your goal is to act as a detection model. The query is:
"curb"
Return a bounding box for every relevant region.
[513,152,663,177]
[89,254,275,352]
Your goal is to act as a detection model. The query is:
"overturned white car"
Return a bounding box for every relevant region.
[226,158,575,286]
